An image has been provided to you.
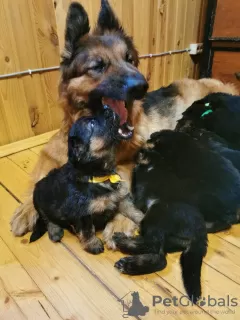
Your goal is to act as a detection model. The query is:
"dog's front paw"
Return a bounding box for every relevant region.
[11,199,37,236]
[103,214,137,250]
[85,237,104,255]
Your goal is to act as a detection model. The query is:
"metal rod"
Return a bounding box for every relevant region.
[139,48,190,58]
[0,48,191,80]
[0,66,60,80]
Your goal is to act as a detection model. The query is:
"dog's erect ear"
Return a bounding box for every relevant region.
[62,2,90,61]
[94,0,123,34]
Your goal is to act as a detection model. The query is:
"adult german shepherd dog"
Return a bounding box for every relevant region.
[11,0,238,247]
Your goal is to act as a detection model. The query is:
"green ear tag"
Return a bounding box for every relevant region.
[201,109,213,118]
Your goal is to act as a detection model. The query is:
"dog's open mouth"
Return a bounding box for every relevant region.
[102,98,134,140]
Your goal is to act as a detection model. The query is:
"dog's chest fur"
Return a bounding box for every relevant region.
[89,181,129,214]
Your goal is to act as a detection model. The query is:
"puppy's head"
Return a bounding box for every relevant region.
[68,106,120,171]
[176,93,240,144]
[148,130,197,157]
[60,1,148,139]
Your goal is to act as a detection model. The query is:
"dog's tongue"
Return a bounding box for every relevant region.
[103,98,127,125]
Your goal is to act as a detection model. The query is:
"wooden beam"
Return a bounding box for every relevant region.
[0,130,58,158]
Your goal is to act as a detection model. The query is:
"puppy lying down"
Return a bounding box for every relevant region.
[176,92,240,175]
[30,106,143,254]
[114,129,240,302]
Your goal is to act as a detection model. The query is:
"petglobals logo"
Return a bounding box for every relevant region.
[118,291,238,318]
[119,291,149,318]
[152,295,238,308]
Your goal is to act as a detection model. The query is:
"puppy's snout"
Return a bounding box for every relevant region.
[125,73,148,100]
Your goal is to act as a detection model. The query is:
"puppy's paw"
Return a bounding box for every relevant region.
[114,257,136,275]
[112,232,128,246]
[103,214,137,250]
[85,237,104,255]
[48,223,64,242]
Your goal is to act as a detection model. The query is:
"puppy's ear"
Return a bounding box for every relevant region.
[150,132,161,141]
[94,0,124,34]
[62,2,90,61]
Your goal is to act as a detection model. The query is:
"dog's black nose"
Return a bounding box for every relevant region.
[126,74,148,100]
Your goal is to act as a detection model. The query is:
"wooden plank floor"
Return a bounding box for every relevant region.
[0,144,240,319]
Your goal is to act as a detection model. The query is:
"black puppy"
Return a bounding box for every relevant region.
[30,106,143,254]
[114,130,240,302]
[176,93,240,149]
[176,92,240,192]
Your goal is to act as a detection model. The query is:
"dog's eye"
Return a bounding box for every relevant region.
[89,119,95,128]
[126,53,134,64]
[89,59,106,73]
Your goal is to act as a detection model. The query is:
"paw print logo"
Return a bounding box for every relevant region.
[198,297,206,307]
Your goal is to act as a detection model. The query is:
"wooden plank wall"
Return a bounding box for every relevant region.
[0,0,206,146]
[0,0,61,146]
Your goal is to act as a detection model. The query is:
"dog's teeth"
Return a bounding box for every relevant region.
[118,128,123,135]
[127,124,134,131]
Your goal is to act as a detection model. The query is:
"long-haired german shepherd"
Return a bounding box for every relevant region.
[11,0,238,247]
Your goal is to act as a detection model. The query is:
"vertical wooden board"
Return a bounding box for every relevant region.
[86,0,101,30]
[6,0,53,135]
[28,0,61,130]
[162,0,175,85]
[54,0,70,53]
[109,0,122,20]
[150,0,165,90]
[0,1,34,144]
[171,0,186,81]
[179,0,189,79]
[164,0,186,85]
[77,0,100,28]
[0,0,62,146]
[0,78,33,144]
[0,237,62,320]
[9,0,61,134]
[143,0,155,90]
[133,0,152,83]
[9,0,61,133]
[182,0,203,79]
[0,96,10,146]
[121,0,134,35]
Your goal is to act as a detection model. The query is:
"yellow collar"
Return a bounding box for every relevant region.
[89,174,124,184]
